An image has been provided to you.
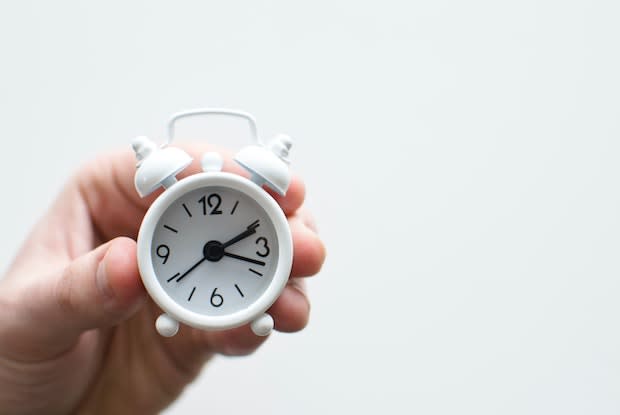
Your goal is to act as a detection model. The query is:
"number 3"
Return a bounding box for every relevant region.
[255,237,270,257]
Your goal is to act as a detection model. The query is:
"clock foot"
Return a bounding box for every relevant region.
[156,313,179,337]
[251,313,274,336]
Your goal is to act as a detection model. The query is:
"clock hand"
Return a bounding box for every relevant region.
[189,234,265,272]
[176,257,207,283]
[221,219,260,248]
[223,251,266,266]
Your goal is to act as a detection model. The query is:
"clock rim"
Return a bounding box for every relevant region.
[136,171,293,331]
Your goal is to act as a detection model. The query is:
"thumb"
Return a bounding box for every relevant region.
[13,237,146,357]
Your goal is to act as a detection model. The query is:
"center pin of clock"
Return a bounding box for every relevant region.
[204,240,225,262]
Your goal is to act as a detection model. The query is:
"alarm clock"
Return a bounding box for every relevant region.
[131,109,293,338]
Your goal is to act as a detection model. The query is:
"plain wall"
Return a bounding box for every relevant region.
[1,1,619,414]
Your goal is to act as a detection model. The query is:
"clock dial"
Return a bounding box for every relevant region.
[150,186,280,316]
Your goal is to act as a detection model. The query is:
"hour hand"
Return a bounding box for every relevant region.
[222,219,260,248]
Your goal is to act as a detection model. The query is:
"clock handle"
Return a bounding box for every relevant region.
[166,108,262,146]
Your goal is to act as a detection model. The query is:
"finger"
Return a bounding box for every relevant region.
[201,325,268,357]
[264,176,306,217]
[15,237,146,357]
[73,143,306,242]
[290,215,326,277]
[270,279,310,332]
[296,208,319,232]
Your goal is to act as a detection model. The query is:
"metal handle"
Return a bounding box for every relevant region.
[166,108,260,145]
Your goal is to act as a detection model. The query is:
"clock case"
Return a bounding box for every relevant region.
[131,109,294,337]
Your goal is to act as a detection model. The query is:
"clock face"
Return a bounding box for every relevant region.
[150,185,280,316]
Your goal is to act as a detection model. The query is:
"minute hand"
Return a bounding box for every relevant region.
[223,252,266,266]
[222,220,260,248]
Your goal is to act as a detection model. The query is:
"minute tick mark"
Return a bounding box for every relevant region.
[182,203,192,218]
[249,268,263,277]
[230,200,239,215]
[188,287,196,301]
[163,224,178,233]
[234,284,244,297]
[167,272,181,283]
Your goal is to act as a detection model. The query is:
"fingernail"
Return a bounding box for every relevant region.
[289,278,310,312]
[304,217,318,233]
[96,259,114,301]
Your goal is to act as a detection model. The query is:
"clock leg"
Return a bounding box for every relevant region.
[250,313,274,336]
[156,313,180,337]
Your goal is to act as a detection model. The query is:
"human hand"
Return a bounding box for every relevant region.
[0,143,325,415]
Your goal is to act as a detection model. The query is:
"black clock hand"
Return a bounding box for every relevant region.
[176,229,264,280]
[223,251,266,266]
[176,257,207,282]
[221,219,260,248]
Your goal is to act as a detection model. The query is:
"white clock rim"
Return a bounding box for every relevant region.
[136,172,293,331]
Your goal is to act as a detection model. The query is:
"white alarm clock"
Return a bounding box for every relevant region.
[131,109,293,338]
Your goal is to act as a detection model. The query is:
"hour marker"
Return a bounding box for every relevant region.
[163,224,178,233]
[249,268,263,277]
[167,272,180,283]
[188,286,196,301]
[182,203,192,217]
[234,284,245,297]
[231,200,239,215]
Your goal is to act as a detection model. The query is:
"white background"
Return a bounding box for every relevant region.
[1,1,620,414]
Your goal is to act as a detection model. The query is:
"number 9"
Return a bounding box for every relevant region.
[156,244,170,264]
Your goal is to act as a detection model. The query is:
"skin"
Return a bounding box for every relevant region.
[0,143,326,414]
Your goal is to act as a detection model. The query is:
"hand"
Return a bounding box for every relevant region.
[0,143,326,415]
